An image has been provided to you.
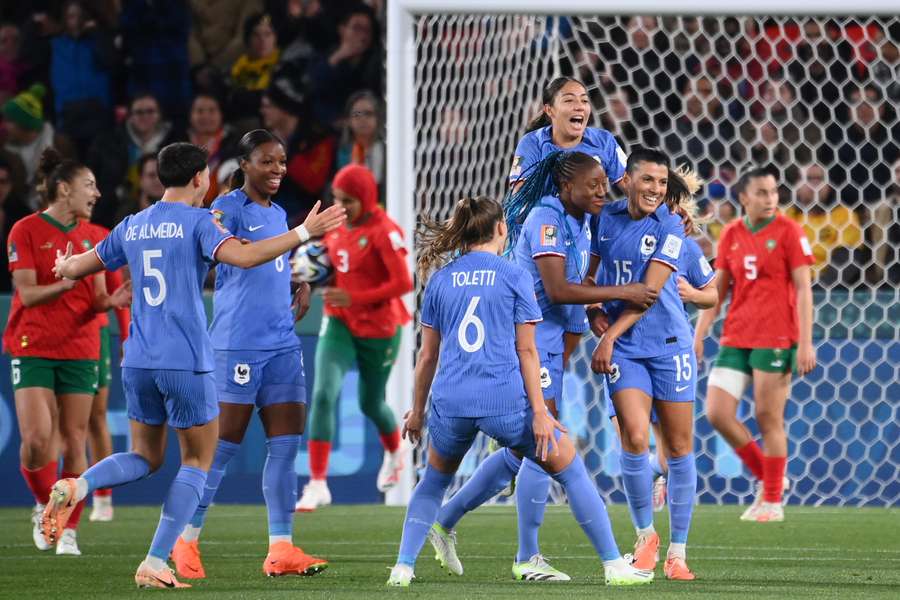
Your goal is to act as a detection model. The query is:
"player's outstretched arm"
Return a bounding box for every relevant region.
[404,325,440,445]
[13,268,78,307]
[217,201,346,268]
[536,255,658,308]
[791,264,817,376]
[53,242,106,281]
[693,268,731,362]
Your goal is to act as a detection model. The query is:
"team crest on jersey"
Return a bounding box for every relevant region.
[82,239,92,250]
[766,239,776,251]
[540,225,558,246]
[358,235,368,248]
[7,242,16,262]
[640,234,657,257]
[233,363,251,385]
[539,367,552,389]
[608,363,621,384]
[509,155,523,178]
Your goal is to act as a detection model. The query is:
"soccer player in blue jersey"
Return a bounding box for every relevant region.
[508,77,627,194]
[589,147,705,581]
[42,142,345,588]
[428,152,659,581]
[385,196,653,588]
[604,235,717,513]
[170,130,327,580]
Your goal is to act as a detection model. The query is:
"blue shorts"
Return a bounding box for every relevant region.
[215,348,306,407]
[428,402,541,461]
[606,395,659,424]
[538,350,563,404]
[606,347,697,403]
[123,368,219,429]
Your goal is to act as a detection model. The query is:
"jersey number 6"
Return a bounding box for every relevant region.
[142,249,167,306]
[458,296,485,353]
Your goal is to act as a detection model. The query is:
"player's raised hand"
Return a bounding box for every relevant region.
[619,282,659,309]
[797,341,817,376]
[591,337,614,374]
[587,306,609,337]
[301,200,346,237]
[53,242,74,280]
[292,281,312,321]
[402,409,424,445]
[533,409,566,461]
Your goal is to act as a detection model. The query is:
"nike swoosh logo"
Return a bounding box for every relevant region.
[675,385,689,392]
[248,225,264,232]
[600,236,612,241]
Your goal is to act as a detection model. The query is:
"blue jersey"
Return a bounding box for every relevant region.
[208,190,298,351]
[679,237,714,291]
[591,199,692,358]
[508,126,627,186]
[513,194,591,355]
[420,251,542,418]
[97,201,233,371]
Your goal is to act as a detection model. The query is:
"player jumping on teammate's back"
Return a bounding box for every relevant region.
[297,164,412,512]
[386,196,652,588]
[589,147,708,581]
[42,142,344,589]
[5,149,131,556]
[429,151,659,581]
[171,130,327,581]
[695,166,816,523]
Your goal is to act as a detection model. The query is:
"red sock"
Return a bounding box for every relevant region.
[734,440,765,480]
[61,471,86,529]
[379,429,401,453]
[20,461,58,505]
[762,456,787,503]
[93,488,112,498]
[308,440,332,481]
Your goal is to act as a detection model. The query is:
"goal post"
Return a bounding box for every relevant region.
[386,0,900,507]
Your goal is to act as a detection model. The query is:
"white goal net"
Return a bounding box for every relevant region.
[394,8,899,507]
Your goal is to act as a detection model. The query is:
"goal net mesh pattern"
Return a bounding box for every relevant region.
[410,14,899,507]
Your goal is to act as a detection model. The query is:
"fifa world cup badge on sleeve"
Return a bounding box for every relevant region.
[541,225,558,247]
[662,234,683,259]
[509,155,523,178]
[7,242,16,262]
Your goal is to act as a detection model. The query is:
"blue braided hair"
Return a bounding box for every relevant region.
[503,150,603,254]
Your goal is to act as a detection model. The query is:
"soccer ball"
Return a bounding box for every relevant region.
[291,241,333,285]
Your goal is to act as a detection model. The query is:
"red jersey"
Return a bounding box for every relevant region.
[83,222,132,336]
[716,213,814,349]
[324,210,412,338]
[4,213,101,359]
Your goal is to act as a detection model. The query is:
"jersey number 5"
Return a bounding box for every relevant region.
[744,255,757,280]
[458,296,485,353]
[142,249,167,306]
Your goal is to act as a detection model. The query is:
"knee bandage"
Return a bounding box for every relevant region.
[707,367,751,399]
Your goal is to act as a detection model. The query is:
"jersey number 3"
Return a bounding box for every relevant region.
[142,249,167,306]
[458,296,485,353]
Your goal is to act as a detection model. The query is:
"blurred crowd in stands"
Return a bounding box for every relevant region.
[0,0,386,292]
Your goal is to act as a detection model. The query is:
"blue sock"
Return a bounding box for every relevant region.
[264,434,301,539]
[189,439,240,529]
[621,450,654,531]
[667,453,697,544]
[649,453,666,478]
[148,466,207,561]
[437,448,519,530]
[550,456,620,561]
[515,458,551,562]
[82,452,151,492]
[396,465,454,567]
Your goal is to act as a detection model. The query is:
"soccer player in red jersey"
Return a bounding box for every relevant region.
[83,222,132,522]
[296,164,413,511]
[694,166,817,523]
[4,149,130,554]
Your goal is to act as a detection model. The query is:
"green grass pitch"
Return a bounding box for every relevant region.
[1,504,897,599]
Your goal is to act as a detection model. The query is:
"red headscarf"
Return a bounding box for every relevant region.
[332,164,378,219]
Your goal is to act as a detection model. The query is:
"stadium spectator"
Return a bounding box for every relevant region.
[49,0,116,158]
[665,75,736,179]
[113,153,163,223]
[184,93,239,204]
[870,38,898,103]
[785,163,863,286]
[867,157,900,286]
[0,156,30,292]
[228,13,280,130]
[2,84,76,210]
[260,77,335,223]
[119,0,192,126]
[335,90,384,198]
[306,3,382,126]
[189,0,263,72]
[0,22,25,105]
[87,93,179,228]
